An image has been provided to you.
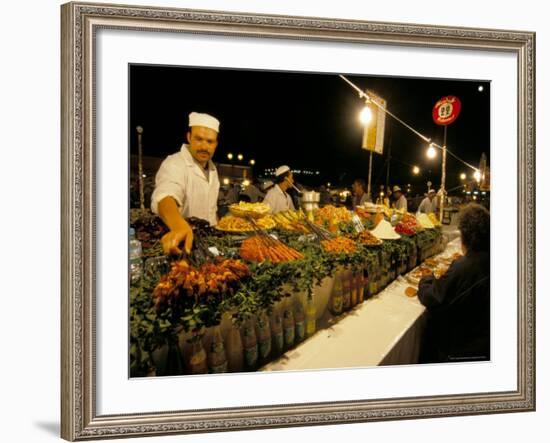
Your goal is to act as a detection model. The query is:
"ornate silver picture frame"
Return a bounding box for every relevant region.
[61,1,535,440]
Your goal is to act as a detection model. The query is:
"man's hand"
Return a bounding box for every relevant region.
[161,221,194,255]
[157,196,194,255]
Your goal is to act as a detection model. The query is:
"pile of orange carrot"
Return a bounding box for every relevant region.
[240,236,303,263]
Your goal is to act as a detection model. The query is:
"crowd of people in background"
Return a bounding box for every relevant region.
[216,173,487,219]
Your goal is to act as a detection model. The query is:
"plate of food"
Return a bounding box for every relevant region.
[356,230,383,246]
[359,202,385,213]
[371,219,401,240]
[433,265,449,279]
[229,201,271,218]
[423,258,439,268]
[406,265,433,285]
[216,214,276,232]
[439,252,463,265]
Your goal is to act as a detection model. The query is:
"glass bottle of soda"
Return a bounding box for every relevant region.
[357,268,366,304]
[350,271,359,307]
[294,300,305,344]
[304,296,316,337]
[241,318,258,371]
[165,337,184,376]
[256,311,272,365]
[329,273,344,316]
[186,334,208,375]
[271,307,284,357]
[342,270,352,311]
[225,323,243,373]
[208,325,228,374]
[368,262,378,297]
[283,301,296,350]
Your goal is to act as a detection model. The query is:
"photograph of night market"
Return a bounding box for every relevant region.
[128,64,490,377]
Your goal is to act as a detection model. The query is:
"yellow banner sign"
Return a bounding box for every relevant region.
[361,91,386,155]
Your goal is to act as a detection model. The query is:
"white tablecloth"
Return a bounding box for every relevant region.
[261,238,462,371]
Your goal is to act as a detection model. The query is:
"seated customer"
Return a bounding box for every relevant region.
[417,203,490,363]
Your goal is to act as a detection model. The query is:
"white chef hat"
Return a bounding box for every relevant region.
[428,188,436,194]
[262,180,274,191]
[275,165,291,177]
[393,185,402,192]
[188,112,220,132]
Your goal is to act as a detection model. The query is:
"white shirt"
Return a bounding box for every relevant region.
[263,184,295,213]
[394,194,408,212]
[417,197,438,214]
[151,144,220,225]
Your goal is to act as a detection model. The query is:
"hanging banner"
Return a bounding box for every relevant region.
[361,90,386,155]
[432,95,461,126]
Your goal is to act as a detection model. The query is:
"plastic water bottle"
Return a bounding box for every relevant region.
[129,227,142,286]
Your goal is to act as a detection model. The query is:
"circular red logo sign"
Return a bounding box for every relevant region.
[432,96,462,126]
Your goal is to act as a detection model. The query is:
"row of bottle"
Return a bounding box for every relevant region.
[362,248,414,298]
[154,298,318,376]
[153,260,419,375]
[327,268,371,316]
[154,255,447,376]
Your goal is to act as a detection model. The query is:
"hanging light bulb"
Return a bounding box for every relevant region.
[359,105,373,125]
[426,144,437,159]
[412,166,420,175]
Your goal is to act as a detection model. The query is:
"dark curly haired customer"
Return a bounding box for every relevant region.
[417,203,490,363]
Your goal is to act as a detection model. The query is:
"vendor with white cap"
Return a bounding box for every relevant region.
[151,112,221,254]
[393,185,408,212]
[417,188,438,214]
[263,165,296,214]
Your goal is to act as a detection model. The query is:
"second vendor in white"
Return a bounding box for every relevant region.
[263,165,296,214]
[417,189,438,214]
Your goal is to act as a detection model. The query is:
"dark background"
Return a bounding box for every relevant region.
[130,64,490,195]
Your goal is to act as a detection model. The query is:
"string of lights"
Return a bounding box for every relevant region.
[374,152,476,191]
[339,75,480,173]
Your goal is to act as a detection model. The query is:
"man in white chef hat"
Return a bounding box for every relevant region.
[417,188,438,214]
[151,112,221,255]
[263,165,296,214]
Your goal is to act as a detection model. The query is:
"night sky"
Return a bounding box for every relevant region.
[129,64,490,195]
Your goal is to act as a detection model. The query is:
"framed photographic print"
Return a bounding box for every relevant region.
[61,1,535,440]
